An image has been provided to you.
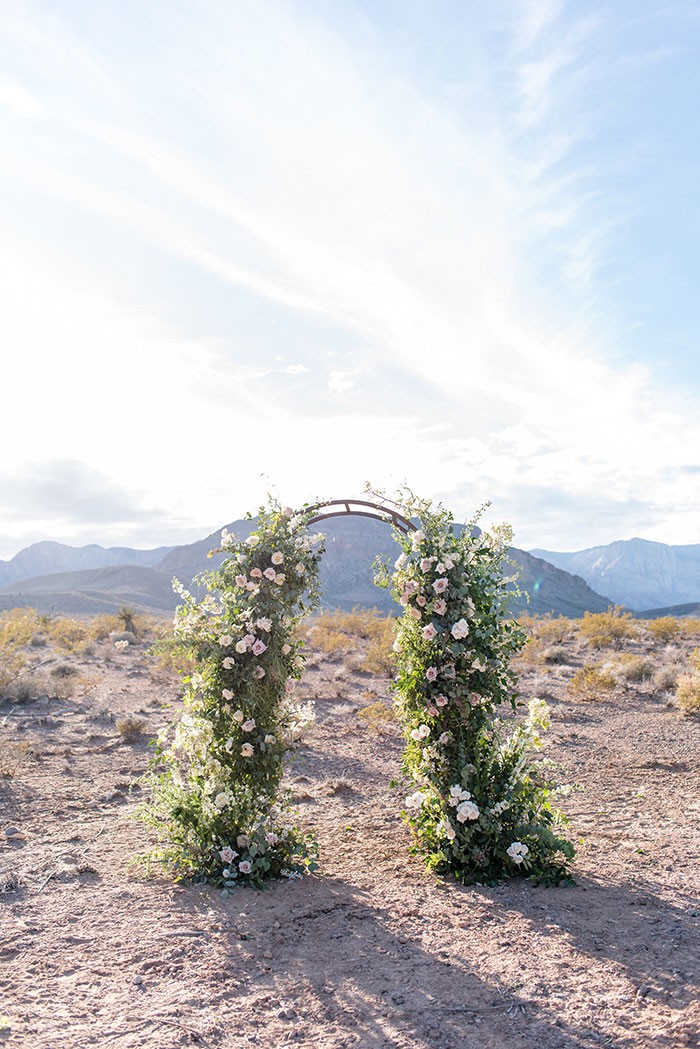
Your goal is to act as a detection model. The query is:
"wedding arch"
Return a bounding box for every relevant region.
[139,491,574,887]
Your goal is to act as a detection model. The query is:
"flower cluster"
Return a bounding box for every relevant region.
[138,500,325,888]
[375,488,575,885]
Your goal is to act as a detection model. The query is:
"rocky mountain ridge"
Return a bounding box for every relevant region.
[530,537,700,611]
[0,518,610,618]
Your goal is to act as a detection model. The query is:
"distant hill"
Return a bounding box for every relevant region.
[0,565,180,615]
[530,538,700,611]
[0,540,174,588]
[0,517,613,618]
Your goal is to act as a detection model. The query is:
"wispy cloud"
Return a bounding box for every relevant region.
[0,1,699,554]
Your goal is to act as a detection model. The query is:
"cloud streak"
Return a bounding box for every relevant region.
[0,1,699,555]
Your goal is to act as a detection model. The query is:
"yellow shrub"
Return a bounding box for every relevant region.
[311,609,396,658]
[87,614,123,640]
[675,673,700,714]
[362,618,397,675]
[534,615,572,643]
[0,608,39,649]
[647,617,680,642]
[569,663,618,698]
[48,618,88,652]
[357,699,396,728]
[578,606,636,649]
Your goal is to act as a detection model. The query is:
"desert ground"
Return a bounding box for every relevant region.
[1,608,700,1049]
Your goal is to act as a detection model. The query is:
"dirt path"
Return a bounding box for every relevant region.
[1,629,699,1048]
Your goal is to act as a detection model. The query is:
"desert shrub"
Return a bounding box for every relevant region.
[675,673,700,714]
[568,663,618,698]
[647,617,680,642]
[51,663,79,679]
[311,626,354,656]
[612,653,655,683]
[116,716,147,742]
[88,614,123,641]
[357,699,396,728]
[535,615,572,643]
[578,606,636,649]
[653,664,679,692]
[0,609,41,690]
[680,618,700,637]
[48,618,88,652]
[0,741,30,777]
[362,617,397,675]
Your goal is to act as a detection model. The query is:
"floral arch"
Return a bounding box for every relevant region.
[140,492,574,888]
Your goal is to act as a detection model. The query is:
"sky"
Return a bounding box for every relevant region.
[2,0,700,561]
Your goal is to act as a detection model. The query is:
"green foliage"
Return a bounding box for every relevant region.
[136,500,325,887]
[374,488,575,885]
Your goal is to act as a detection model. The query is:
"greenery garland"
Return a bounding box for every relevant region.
[138,502,325,889]
[375,488,575,885]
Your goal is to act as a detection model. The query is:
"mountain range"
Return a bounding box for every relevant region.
[0,518,612,618]
[530,538,700,612]
[1,523,698,619]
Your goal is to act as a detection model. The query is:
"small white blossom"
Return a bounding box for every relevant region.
[405,789,426,809]
[241,743,254,757]
[223,657,235,669]
[456,800,480,822]
[451,619,470,640]
[410,724,430,741]
[507,841,529,864]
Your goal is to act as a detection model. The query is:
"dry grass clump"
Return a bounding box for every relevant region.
[653,664,680,692]
[568,663,618,699]
[0,740,30,778]
[116,715,147,742]
[611,653,655,684]
[578,606,636,649]
[357,699,396,730]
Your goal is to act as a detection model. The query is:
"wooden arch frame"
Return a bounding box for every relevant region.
[302,497,417,535]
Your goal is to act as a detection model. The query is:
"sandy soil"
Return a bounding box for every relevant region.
[2,624,700,1049]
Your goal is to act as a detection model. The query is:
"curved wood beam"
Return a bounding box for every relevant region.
[300,497,417,534]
